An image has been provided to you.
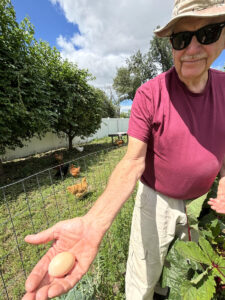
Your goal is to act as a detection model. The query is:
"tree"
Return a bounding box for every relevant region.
[113,67,134,101]
[0,0,55,174]
[113,50,156,101]
[149,27,173,73]
[50,60,103,150]
[120,110,131,118]
[94,88,117,118]
[113,30,173,103]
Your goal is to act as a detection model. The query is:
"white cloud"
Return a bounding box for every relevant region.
[50,0,173,89]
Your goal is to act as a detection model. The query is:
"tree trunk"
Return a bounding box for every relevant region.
[0,159,4,176]
[68,135,73,151]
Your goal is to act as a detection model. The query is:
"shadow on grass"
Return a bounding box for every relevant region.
[0,138,116,187]
[0,136,126,203]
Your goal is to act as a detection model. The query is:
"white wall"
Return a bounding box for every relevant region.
[1,118,129,162]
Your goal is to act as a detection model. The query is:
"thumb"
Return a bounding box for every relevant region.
[25,226,55,244]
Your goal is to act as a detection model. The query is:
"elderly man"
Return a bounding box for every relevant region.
[22,1,225,300]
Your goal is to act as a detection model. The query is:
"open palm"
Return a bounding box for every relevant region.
[208,197,225,214]
[22,216,103,300]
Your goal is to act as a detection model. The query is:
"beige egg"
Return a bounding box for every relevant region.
[48,252,75,277]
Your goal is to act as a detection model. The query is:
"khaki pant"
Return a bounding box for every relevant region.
[125,181,191,300]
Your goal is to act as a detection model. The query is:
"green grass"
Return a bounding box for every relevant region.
[0,138,134,299]
[0,136,115,188]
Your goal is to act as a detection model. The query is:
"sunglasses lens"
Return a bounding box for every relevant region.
[197,24,222,44]
[171,22,225,50]
[171,32,192,50]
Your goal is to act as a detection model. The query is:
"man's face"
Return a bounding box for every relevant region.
[172,17,225,82]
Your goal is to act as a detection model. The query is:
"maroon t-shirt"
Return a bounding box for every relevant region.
[128,67,225,200]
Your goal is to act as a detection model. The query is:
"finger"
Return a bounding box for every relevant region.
[215,207,225,214]
[25,227,55,245]
[48,282,69,298]
[36,284,50,300]
[48,273,82,298]
[208,202,215,206]
[208,204,218,212]
[21,292,36,300]
[209,197,217,201]
[25,248,55,292]
[208,201,215,205]
[210,204,225,214]
[47,263,83,298]
[208,198,218,204]
[217,210,225,214]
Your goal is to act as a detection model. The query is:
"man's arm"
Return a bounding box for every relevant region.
[23,136,147,299]
[85,136,147,236]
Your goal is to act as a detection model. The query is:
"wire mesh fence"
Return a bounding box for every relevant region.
[0,145,134,300]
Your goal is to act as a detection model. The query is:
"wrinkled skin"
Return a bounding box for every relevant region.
[208,177,225,214]
[22,216,102,300]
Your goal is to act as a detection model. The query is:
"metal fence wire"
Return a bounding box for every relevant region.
[0,146,128,300]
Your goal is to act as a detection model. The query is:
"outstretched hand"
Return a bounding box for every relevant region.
[208,197,225,214]
[22,216,103,300]
[208,177,225,214]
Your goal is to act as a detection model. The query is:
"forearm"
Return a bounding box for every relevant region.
[85,156,144,235]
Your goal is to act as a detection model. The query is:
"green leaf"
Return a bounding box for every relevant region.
[181,273,216,300]
[162,240,202,299]
[199,236,219,263]
[175,240,211,265]
[212,256,225,281]
[201,229,215,240]
[197,273,216,300]
[181,282,198,300]
[186,193,207,229]
[190,268,209,285]
[57,275,95,300]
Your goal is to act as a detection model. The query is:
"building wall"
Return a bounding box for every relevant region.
[1,118,129,161]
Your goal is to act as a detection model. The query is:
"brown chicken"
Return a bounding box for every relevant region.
[69,164,80,177]
[54,152,63,163]
[114,139,124,146]
[67,177,88,197]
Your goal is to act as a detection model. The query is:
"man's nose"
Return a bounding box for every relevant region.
[186,35,202,51]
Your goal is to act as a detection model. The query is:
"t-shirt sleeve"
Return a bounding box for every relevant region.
[127,87,153,143]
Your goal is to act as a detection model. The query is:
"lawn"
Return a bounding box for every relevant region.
[0,137,135,299]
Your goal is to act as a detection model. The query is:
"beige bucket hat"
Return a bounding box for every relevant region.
[155,0,225,37]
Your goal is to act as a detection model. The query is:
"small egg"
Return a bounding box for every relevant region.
[48,252,75,277]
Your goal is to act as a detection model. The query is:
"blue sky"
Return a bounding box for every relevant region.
[212,50,225,69]
[11,0,225,113]
[11,0,79,49]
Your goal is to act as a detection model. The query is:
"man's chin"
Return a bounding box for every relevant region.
[180,65,207,80]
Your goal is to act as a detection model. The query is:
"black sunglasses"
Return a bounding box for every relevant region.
[170,21,225,50]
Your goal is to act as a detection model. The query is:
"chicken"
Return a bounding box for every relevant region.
[69,164,80,177]
[54,163,69,179]
[114,139,124,146]
[54,152,63,163]
[67,177,88,197]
